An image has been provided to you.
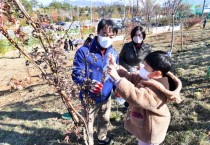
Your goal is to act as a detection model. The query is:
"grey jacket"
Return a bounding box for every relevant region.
[119,41,151,71]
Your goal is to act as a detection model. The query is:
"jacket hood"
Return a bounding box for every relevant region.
[142,71,182,103]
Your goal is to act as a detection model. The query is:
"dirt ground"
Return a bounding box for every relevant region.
[0,25,210,145]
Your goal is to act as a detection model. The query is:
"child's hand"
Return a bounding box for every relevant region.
[108,53,118,68]
[107,64,120,82]
[135,65,140,70]
[136,63,145,70]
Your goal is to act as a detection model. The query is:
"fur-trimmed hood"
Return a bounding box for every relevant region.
[141,71,182,103]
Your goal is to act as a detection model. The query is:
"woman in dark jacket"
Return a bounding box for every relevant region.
[119,26,151,72]
[64,39,69,51]
[119,26,151,108]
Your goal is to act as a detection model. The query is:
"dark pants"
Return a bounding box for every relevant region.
[64,46,68,51]
[69,45,73,50]
[124,101,129,108]
[203,23,206,29]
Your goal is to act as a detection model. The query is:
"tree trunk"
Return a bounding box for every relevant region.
[181,22,183,51]
[201,0,206,17]
[147,16,150,33]
[170,13,175,52]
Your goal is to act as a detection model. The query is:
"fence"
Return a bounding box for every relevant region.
[152,25,181,34]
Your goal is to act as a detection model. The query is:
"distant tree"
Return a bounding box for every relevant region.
[92,6,99,21]
[140,0,156,31]
[84,6,89,12]
[117,5,124,19]
[177,3,200,51]
[79,7,85,16]
[177,3,192,19]
[112,5,121,18]
[48,1,63,10]
[153,4,161,26]
[62,2,71,11]
[168,0,182,52]
[29,0,40,9]
[107,6,113,18]
[21,0,32,12]
[52,11,58,22]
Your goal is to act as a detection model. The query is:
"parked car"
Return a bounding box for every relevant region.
[131,17,142,23]
[111,18,124,29]
[56,22,66,26]
[56,26,64,31]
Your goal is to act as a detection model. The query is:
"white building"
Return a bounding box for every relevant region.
[204,4,210,13]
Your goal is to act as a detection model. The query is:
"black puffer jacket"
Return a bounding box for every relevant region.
[119,41,151,71]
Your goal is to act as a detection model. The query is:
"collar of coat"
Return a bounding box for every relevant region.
[127,41,150,51]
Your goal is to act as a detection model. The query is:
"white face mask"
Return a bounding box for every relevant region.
[139,67,151,80]
[133,36,143,44]
[98,35,113,48]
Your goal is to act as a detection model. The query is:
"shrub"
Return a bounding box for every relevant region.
[0,39,14,55]
[157,17,171,26]
[183,16,202,29]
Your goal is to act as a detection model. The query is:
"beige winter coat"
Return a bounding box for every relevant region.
[116,67,182,144]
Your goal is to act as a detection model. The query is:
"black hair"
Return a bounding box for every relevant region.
[144,51,171,76]
[131,26,146,40]
[97,19,118,35]
[84,37,93,47]
[89,34,94,37]
[113,27,118,35]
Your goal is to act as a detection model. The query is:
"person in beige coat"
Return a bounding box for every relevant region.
[107,51,182,145]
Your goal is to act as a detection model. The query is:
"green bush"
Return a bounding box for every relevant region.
[0,39,13,56]
[157,17,171,26]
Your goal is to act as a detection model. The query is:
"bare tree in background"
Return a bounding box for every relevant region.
[164,0,182,53]
[153,4,161,27]
[140,0,156,32]
[177,3,192,51]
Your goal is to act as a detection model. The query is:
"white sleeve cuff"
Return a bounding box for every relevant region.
[114,78,122,87]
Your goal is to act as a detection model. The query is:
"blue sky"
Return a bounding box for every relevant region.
[38,0,210,6]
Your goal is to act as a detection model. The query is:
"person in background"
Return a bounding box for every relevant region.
[72,19,118,145]
[69,37,73,51]
[83,33,94,47]
[119,26,152,108]
[72,38,79,50]
[203,17,207,29]
[64,39,69,52]
[107,50,182,145]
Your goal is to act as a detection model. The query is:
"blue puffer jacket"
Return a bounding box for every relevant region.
[72,36,118,103]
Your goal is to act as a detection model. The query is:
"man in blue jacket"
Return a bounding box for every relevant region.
[72,19,118,145]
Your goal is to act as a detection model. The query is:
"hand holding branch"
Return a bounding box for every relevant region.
[107,54,120,82]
